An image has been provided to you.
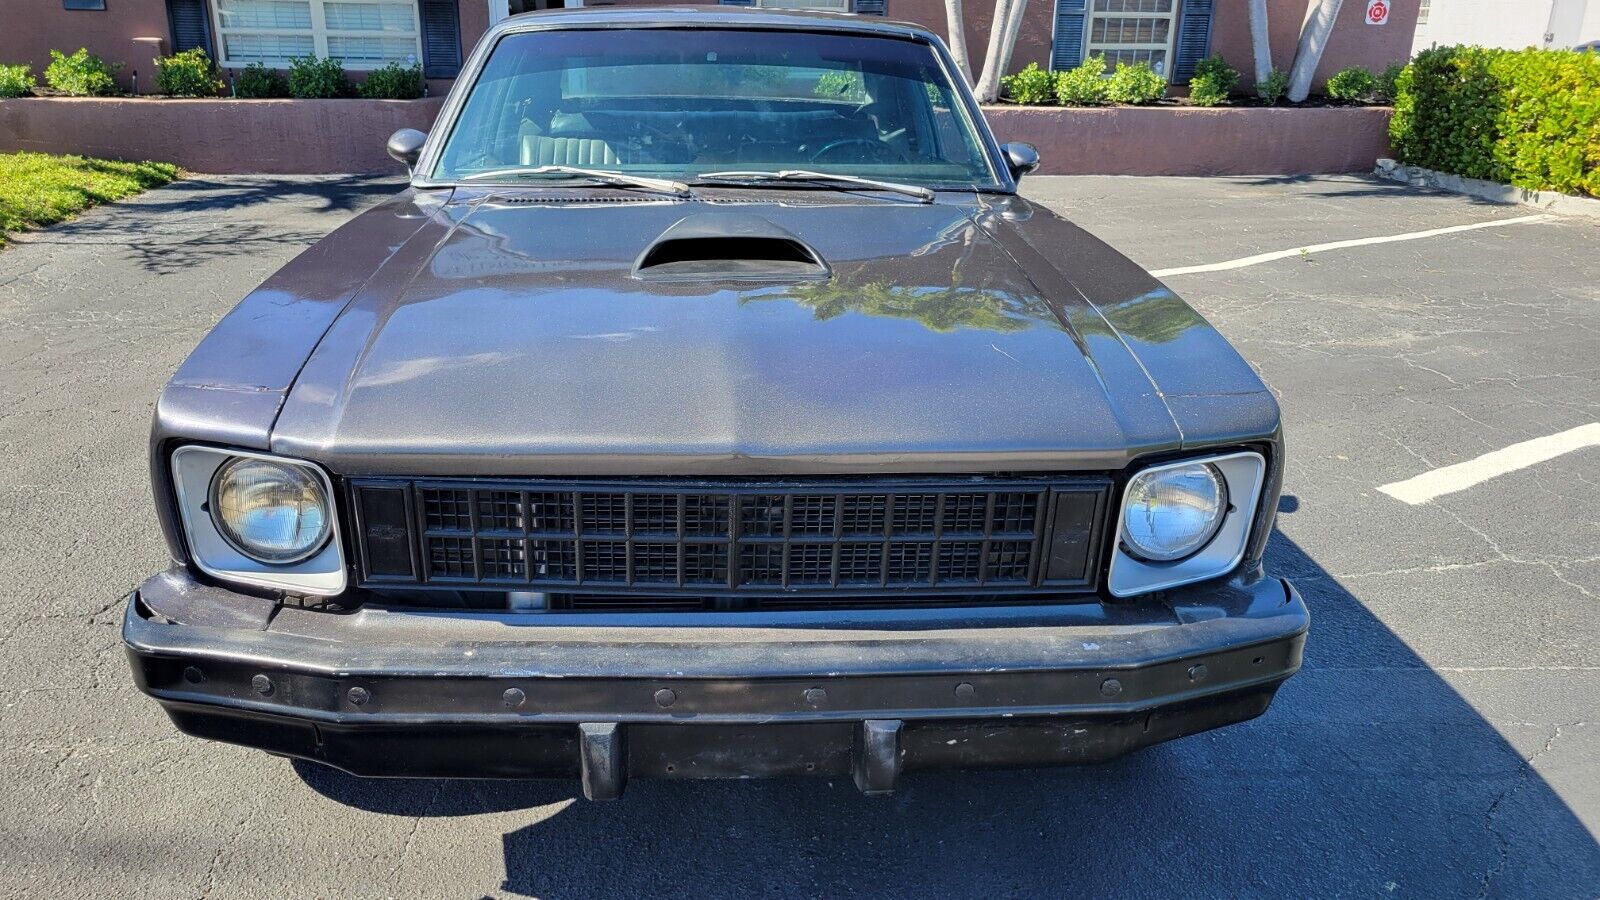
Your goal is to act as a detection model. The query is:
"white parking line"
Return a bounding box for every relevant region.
[1378,423,1600,505]
[1149,214,1557,278]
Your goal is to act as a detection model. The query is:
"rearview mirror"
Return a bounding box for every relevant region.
[387,128,428,171]
[1000,142,1041,180]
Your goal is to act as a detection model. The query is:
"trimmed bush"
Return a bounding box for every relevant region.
[154,48,223,97]
[1488,48,1600,197]
[1390,45,1600,197]
[1188,55,1238,106]
[1374,62,1404,102]
[358,61,424,99]
[236,62,290,98]
[44,49,120,96]
[1256,68,1289,104]
[287,54,348,98]
[1001,62,1055,105]
[1326,66,1377,100]
[1105,61,1165,105]
[1056,55,1108,105]
[0,64,33,98]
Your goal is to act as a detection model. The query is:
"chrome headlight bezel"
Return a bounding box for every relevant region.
[170,445,346,596]
[1119,462,1229,563]
[1106,450,1267,598]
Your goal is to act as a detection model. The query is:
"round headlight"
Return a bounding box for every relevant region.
[1120,463,1228,562]
[209,458,332,564]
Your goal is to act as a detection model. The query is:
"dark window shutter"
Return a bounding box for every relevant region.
[1050,0,1087,70]
[166,0,212,55]
[853,0,887,14]
[1173,0,1214,82]
[420,0,462,79]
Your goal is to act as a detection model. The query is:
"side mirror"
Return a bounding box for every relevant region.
[387,128,428,171]
[1000,142,1041,181]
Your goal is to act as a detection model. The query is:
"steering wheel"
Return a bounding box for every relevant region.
[808,138,905,165]
[632,119,695,164]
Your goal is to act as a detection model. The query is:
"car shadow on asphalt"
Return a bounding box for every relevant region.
[293,531,1599,897]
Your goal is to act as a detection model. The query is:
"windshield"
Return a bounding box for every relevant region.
[431,28,1002,189]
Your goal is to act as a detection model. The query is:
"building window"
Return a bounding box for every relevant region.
[751,0,851,8]
[1086,0,1177,77]
[63,0,109,9]
[212,0,423,69]
[1416,0,1430,25]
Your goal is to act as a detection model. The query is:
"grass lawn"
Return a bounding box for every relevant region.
[0,152,179,248]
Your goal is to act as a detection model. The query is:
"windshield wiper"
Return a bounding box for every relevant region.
[695,170,935,203]
[461,165,691,197]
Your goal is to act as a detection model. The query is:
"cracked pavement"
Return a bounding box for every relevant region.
[0,174,1595,898]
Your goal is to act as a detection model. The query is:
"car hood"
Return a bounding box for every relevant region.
[263,189,1263,476]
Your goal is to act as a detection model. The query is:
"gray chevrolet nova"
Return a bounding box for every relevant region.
[125,7,1307,799]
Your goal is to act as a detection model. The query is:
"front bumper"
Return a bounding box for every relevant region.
[124,571,1307,798]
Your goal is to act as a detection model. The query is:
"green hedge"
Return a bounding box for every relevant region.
[1390,45,1600,198]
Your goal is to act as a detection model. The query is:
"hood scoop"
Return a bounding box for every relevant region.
[633,212,829,281]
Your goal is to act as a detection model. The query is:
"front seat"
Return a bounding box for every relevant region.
[519,133,622,167]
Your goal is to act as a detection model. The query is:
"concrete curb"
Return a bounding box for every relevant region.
[1374,159,1600,220]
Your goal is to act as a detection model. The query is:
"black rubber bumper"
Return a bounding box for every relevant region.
[124,572,1308,798]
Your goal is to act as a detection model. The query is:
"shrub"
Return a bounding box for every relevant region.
[44,48,120,96]
[287,54,348,98]
[153,48,222,97]
[1389,45,1600,197]
[1374,62,1405,102]
[0,64,33,98]
[1188,55,1238,106]
[1001,62,1055,104]
[1256,68,1289,104]
[1488,47,1600,197]
[357,61,424,99]
[1105,61,1166,105]
[1325,66,1377,100]
[1055,55,1108,105]
[236,62,289,98]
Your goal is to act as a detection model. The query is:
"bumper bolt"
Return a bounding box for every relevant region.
[251,674,273,696]
[503,688,526,708]
[804,687,828,706]
[954,682,975,699]
[182,666,204,684]
[347,686,370,707]
[1188,664,1208,682]
[654,688,676,708]
[1100,678,1122,698]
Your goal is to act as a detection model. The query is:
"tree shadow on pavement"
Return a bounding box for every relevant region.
[129,175,404,216]
[296,531,1599,898]
[8,175,403,276]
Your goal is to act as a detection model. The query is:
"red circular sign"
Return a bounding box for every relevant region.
[1366,0,1389,24]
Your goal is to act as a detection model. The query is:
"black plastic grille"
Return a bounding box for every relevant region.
[353,477,1110,596]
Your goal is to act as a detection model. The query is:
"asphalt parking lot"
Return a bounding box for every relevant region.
[0,172,1595,898]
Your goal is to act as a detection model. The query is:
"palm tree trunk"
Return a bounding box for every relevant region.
[1248,0,1273,85]
[1287,0,1344,102]
[945,0,974,84]
[1000,0,1030,71]
[966,0,1017,102]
